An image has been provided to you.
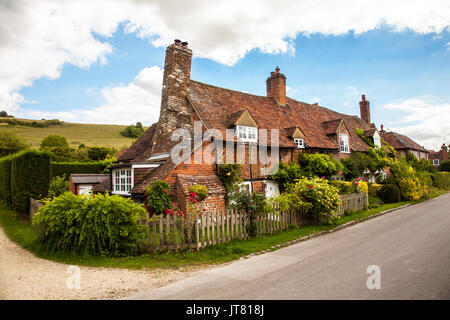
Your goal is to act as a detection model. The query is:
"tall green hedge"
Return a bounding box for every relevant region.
[431,172,450,190]
[11,150,51,212]
[0,155,13,205]
[50,162,105,180]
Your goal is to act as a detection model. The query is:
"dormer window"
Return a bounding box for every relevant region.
[339,134,350,153]
[236,125,257,142]
[294,138,304,148]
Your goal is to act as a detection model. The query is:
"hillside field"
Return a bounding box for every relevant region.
[0,118,148,149]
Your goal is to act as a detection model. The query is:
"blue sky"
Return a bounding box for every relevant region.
[1,0,450,150]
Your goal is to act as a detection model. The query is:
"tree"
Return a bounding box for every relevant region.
[0,132,29,157]
[87,146,115,161]
[0,110,8,117]
[40,135,70,157]
[439,160,450,172]
[120,123,144,138]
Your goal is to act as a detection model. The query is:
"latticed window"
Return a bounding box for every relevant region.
[236,126,257,142]
[339,134,349,153]
[294,138,304,148]
[113,169,132,193]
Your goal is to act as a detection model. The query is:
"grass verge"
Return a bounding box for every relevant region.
[0,191,446,270]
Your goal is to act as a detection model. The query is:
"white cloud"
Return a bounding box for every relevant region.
[17,66,164,125]
[383,97,450,150]
[1,0,450,119]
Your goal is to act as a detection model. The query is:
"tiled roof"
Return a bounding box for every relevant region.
[92,176,111,193]
[177,174,226,195]
[70,174,109,184]
[188,80,371,151]
[117,123,157,163]
[380,131,428,153]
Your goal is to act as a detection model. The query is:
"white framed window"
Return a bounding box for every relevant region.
[236,126,258,142]
[239,181,253,194]
[433,159,440,165]
[112,169,133,195]
[339,134,350,153]
[294,138,304,148]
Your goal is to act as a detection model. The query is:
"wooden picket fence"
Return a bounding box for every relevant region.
[139,192,368,252]
[336,192,368,216]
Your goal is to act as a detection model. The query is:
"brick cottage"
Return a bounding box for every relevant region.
[94,39,424,212]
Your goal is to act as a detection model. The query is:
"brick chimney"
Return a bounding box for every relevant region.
[151,39,193,154]
[359,94,371,125]
[266,66,287,106]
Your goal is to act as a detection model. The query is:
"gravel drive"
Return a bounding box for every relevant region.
[0,226,212,300]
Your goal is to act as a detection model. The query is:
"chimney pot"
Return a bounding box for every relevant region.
[381,124,383,131]
[275,66,280,73]
[181,41,188,48]
[362,94,366,101]
[174,39,181,46]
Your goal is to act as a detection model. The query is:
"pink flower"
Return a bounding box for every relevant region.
[338,171,342,176]
[308,185,313,189]
[354,181,359,186]
[322,176,325,179]
[356,177,362,181]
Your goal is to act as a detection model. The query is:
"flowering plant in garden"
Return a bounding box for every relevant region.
[165,201,183,217]
[286,176,341,223]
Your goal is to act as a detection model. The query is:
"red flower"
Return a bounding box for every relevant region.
[172,201,178,205]
[165,208,170,214]
[203,208,207,211]
[308,185,313,189]
[355,181,359,186]
[189,192,198,198]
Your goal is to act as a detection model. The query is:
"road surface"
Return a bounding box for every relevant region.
[128,193,450,299]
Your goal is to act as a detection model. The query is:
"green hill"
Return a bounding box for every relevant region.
[0,117,147,149]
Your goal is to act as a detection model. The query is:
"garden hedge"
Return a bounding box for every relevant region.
[0,155,13,205]
[431,172,450,190]
[50,161,105,180]
[10,150,51,212]
[376,184,401,203]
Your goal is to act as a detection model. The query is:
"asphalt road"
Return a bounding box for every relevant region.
[128,193,450,300]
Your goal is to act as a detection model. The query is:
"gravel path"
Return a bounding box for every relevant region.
[0,226,212,300]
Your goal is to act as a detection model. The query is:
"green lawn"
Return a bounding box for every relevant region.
[0,119,148,149]
[0,200,417,270]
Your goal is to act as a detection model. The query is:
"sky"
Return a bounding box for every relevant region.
[1,0,450,150]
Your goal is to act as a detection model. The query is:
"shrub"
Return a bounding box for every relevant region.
[357,181,368,193]
[40,135,70,157]
[439,160,450,172]
[48,175,69,199]
[120,122,144,138]
[33,192,146,256]
[87,146,116,161]
[10,150,51,212]
[0,155,13,205]
[0,132,29,157]
[297,153,344,178]
[368,183,383,198]
[145,180,173,214]
[229,189,265,237]
[376,184,401,203]
[286,177,341,223]
[389,158,429,200]
[188,185,208,202]
[216,163,242,194]
[272,162,302,192]
[328,181,357,195]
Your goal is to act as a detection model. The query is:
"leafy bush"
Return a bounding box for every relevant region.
[87,146,116,161]
[341,148,390,180]
[10,150,51,212]
[229,188,265,237]
[216,163,242,194]
[40,135,70,157]
[439,160,450,172]
[272,162,302,192]
[389,158,429,201]
[357,181,368,193]
[145,180,173,214]
[0,132,29,157]
[297,153,344,178]
[188,185,208,202]
[48,175,69,199]
[286,177,341,223]
[33,192,146,256]
[407,153,436,173]
[376,184,401,203]
[328,181,357,195]
[368,183,383,198]
[120,122,144,138]
[0,155,13,205]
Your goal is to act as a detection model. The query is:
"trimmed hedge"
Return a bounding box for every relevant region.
[368,182,383,198]
[10,150,51,212]
[50,161,105,180]
[328,181,357,195]
[0,155,13,205]
[376,184,401,203]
